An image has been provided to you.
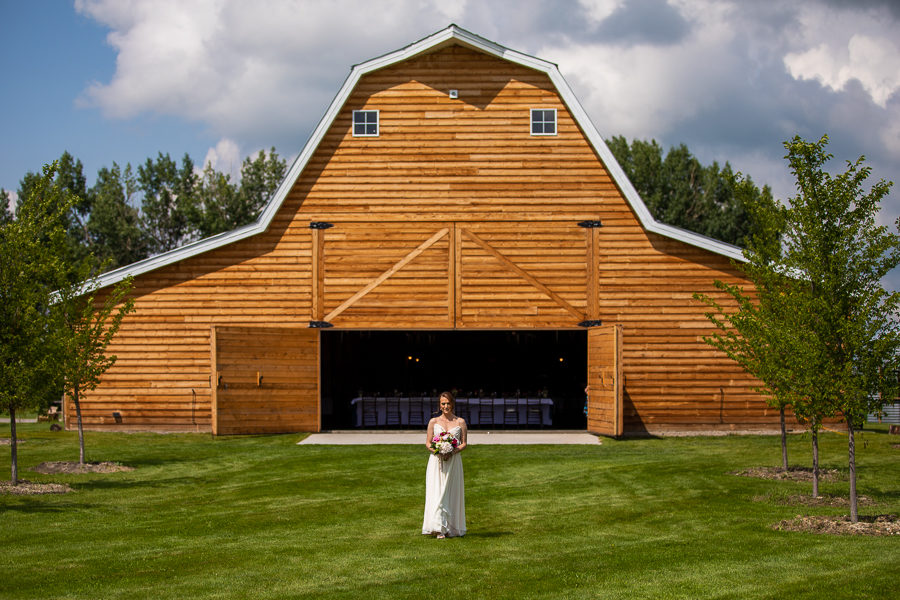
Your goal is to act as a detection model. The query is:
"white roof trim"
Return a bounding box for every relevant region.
[92,24,744,291]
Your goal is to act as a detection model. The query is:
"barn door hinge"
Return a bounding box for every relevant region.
[577,220,603,228]
[309,320,334,328]
[578,320,604,328]
[309,221,334,229]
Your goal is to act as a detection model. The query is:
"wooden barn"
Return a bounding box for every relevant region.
[71,25,770,437]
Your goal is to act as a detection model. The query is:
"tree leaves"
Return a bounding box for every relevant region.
[607,136,773,247]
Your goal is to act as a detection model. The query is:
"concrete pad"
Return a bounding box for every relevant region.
[298,430,601,445]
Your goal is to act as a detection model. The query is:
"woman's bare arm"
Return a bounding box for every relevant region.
[425,418,436,451]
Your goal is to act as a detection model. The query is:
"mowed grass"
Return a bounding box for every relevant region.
[1,424,898,599]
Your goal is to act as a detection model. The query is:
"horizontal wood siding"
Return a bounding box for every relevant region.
[75,43,783,433]
[288,45,614,222]
[71,229,314,431]
[214,326,319,435]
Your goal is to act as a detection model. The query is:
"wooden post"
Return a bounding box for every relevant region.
[210,325,218,436]
[311,228,324,322]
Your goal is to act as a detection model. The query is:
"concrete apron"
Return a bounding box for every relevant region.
[298,430,602,445]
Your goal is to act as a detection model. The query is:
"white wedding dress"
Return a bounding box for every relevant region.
[422,424,466,537]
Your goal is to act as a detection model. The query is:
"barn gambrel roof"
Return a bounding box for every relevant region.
[90,24,745,291]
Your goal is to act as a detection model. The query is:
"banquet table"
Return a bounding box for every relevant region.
[351,397,553,427]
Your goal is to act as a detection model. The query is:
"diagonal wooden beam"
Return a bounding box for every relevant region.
[324,228,450,322]
[461,228,585,321]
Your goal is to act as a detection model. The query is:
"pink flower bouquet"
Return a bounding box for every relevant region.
[430,431,459,456]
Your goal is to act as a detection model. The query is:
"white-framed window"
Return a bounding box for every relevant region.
[531,108,557,136]
[353,110,379,137]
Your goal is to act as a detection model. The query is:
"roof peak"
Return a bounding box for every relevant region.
[87,26,743,292]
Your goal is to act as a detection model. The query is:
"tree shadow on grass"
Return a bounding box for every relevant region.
[1,500,96,514]
[70,476,201,492]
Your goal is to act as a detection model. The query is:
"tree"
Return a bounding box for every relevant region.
[696,135,900,518]
[56,274,135,464]
[138,152,198,255]
[0,164,73,484]
[781,135,900,520]
[17,151,93,266]
[237,147,287,222]
[694,181,808,475]
[191,147,287,238]
[0,189,12,225]
[607,136,772,247]
[87,163,149,268]
[191,162,238,238]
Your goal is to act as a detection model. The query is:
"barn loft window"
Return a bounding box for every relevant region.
[353,110,379,136]
[531,108,557,135]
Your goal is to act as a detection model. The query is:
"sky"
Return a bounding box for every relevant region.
[2,0,899,286]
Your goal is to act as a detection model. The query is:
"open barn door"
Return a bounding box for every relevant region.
[212,326,320,435]
[587,324,623,437]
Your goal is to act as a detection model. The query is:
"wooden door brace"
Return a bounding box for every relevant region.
[323,228,450,322]
[461,228,585,321]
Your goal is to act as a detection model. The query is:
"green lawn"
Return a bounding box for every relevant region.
[1,423,897,599]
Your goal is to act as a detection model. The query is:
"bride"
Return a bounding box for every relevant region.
[422,391,467,538]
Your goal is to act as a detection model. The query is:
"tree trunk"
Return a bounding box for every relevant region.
[74,385,85,465]
[780,406,788,470]
[848,418,858,523]
[811,426,820,498]
[9,405,18,485]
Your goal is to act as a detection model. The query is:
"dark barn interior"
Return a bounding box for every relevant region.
[320,330,587,430]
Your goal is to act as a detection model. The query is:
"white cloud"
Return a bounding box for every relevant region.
[783,6,900,108]
[201,138,242,180]
[578,0,623,23]
[70,0,900,251]
[544,0,740,140]
[74,0,478,146]
[4,189,17,213]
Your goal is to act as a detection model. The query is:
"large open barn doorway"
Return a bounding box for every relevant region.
[321,330,587,430]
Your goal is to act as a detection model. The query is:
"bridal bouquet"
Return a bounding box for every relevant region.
[430,431,459,456]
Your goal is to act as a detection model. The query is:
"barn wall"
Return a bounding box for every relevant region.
[74,43,774,433]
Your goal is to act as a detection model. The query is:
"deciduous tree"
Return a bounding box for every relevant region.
[87,163,149,268]
[138,152,198,254]
[0,164,73,484]
[607,136,771,247]
[696,135,900,517]
[56,273,134,464]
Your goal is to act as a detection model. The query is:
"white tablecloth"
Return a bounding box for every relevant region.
[351,397,553,427]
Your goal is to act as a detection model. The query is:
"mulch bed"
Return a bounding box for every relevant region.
[774,514,900,536]
[732,466,845,482]
[0,438,24,445]
[0,480,72,495]
[31,461,134,475]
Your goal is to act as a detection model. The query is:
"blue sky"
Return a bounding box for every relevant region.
[1,3,220,193]
[2,0,899,288]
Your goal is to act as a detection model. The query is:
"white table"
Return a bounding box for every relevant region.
[351,397,553,427]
